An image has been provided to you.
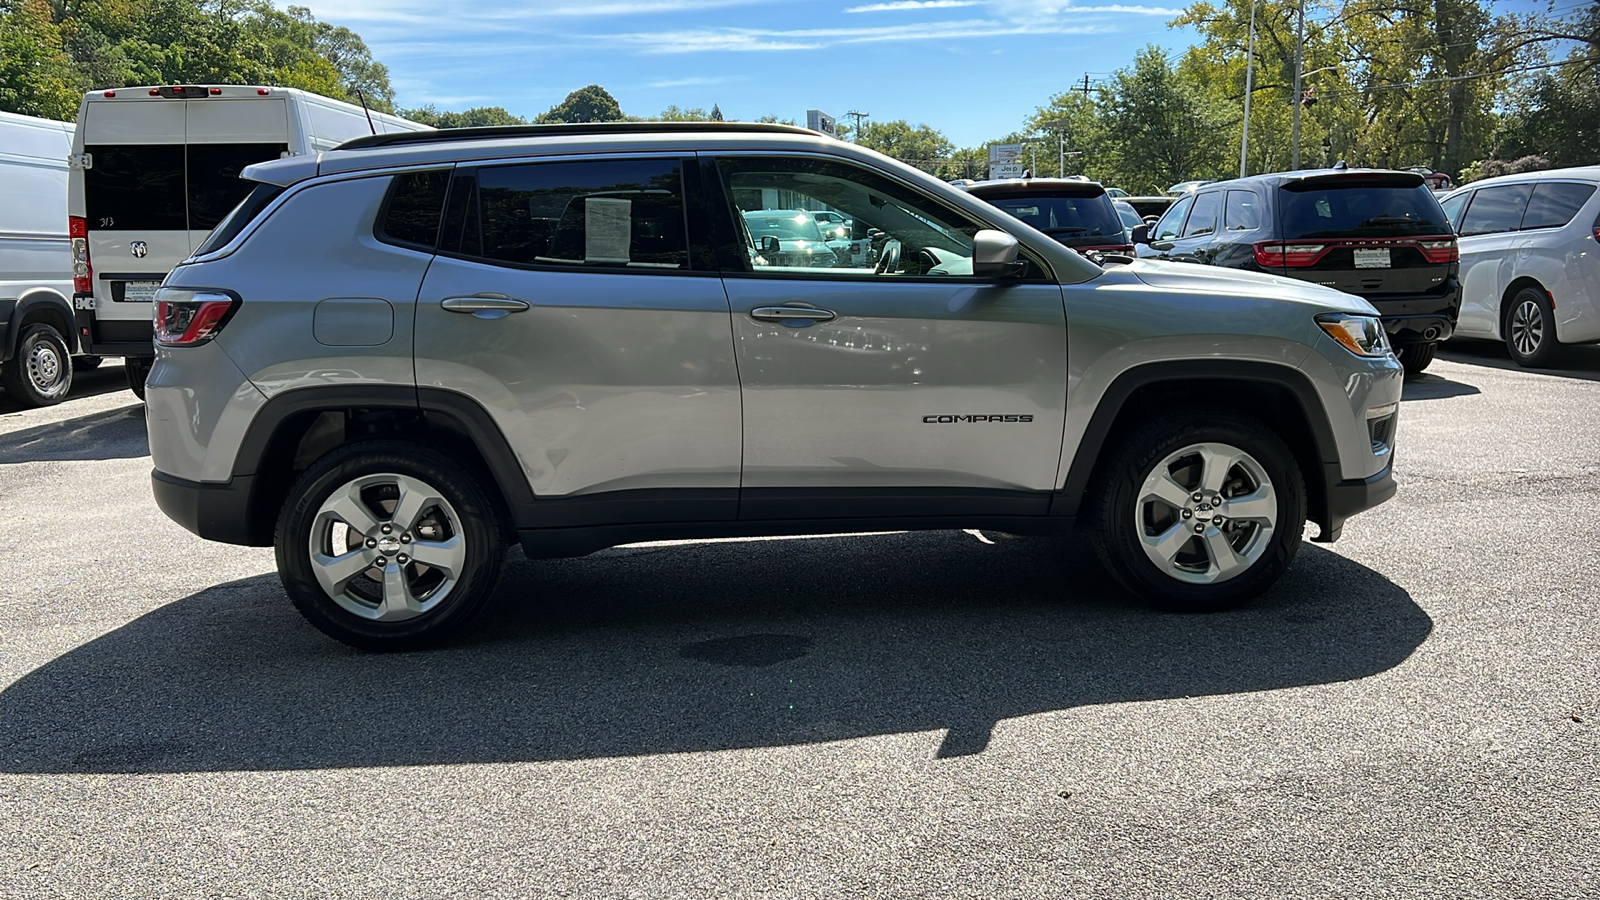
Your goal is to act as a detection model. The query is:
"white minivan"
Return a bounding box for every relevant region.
[0,110,89,407]
[1438,167,1600,367]
[68,85,429,396]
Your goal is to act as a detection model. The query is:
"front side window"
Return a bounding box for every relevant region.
[1181,191,1221,238]
[716,156,990,276]
[1520,182,1597,231]
[444,157,689,270]
[1152,194,1194,241]
[1456,184,1534,237]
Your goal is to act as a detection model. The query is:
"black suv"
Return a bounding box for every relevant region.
[963,179,1134,258]
[1139,168,1460,375]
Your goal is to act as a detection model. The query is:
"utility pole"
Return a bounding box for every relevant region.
[1041,118,1071,177]
[1291,0,1304,170]
[845,110,869,142]
[1080,74,1091,97]
[1240,0,1257,178]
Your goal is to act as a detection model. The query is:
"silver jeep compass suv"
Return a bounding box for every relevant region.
[145,123,1401,650]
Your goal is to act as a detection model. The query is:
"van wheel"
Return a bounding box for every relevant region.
[1,323,73,408]
[1504,287,1561,368]
[1088,410,1306,611]
[1397,341,1436,377]
[275,441,505,651]
[124,357,151,401]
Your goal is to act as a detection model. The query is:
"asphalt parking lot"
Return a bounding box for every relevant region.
[1,345,1596,898]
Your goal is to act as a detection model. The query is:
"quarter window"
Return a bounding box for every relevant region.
[1520,182,1597,231]
[444,158,689,270]
[1224,190,1262,231]
[379,170,450,249]
[1181,192,1221,238]
[1457,184,1534,237]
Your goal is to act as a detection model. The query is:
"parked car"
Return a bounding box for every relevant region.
[1437,166,1600,367]
[810,210,851,241]
[1104,187,1131,199]
[742,210,842,267]
[68,85,429,399]
[0,110,98,407]
[1407,166,1454,192]
[960,178,1134,257]
[145,121,1400,650]
[1123,195,1176,223]
[1168,180,1214,196]
[1113,199,1143,242]
[1137,167,1459,375]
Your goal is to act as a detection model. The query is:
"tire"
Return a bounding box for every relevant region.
[1396,341,1437,377]
[124,357,151,401]
[1087,409,1307,612]
[75,355,104,371]
[1504,286,1562,368]
[0,323,73,408]
[275,440,506,651]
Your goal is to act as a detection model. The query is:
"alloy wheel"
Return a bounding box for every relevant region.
[1134,441,1278,585]
[1510,298,1544,359]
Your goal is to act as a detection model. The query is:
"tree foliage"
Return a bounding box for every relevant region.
[535,84,623,124]
[401,105,526,128]
[856,119,957,177]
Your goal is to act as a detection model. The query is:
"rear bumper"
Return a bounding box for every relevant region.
[1367,282,1460,344]
[1377,312,1455,344]
[74,307,154,357]
[1313,459,1396,543]
[151,469,268,546]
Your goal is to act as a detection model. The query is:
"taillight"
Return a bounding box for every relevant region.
[1417,238,1458,263]
[69,216,91,293]
[1254,241,1326,267]
[154,289,237,346]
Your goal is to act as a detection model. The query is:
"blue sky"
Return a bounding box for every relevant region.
[295,0,1198,147]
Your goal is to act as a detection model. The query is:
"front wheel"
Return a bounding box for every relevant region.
[1088,410,1307,611]
[1504,287,1561,368]
[275,441,505,651]
[1,323,73,408]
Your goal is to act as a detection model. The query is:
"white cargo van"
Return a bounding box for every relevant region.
[68,85,429,396]
[0,110,89,407]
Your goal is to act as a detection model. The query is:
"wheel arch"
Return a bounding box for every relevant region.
[3,290,77,362]
[229,386,534,546]
[1057,360,1339,539]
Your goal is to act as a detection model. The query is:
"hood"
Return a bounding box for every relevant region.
[1120,259,1378,315]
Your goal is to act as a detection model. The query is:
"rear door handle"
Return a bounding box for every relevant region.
[750,306,836,323]
[441,293,530,313]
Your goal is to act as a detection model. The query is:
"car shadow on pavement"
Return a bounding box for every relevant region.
[0,531,1431,773]
[0,362,131,414]
[1438,339,1600,383]
[0,400,147,462]
[1401,373,1481,401]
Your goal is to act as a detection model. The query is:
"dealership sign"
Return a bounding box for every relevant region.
[989,143,1024,179]
[807,110,837,137]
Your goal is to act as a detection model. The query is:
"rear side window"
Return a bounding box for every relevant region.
[1278,180,1450,239]
[1224,190,1262,231]
[84,144,186,231]
[192,181,283,256]
[379,170,451,249]
[1520,182,1597,230]
[187,143,290,230]
[1181,191,1220,238]
[1457,184,1534,236]
[448,158,688,269]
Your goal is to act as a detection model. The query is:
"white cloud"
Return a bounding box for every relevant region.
[846,1,981,11]
[646,75,744,88]
[614,18,1110,53]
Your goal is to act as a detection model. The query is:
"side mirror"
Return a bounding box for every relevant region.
[1131,224,1150,245]
[759,235,781,255]
[973,229,1025,278]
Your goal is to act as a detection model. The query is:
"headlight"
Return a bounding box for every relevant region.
[1316,314,1391,358]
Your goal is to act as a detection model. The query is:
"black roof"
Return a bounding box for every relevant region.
[336,121,821,151]
[1206,168,1428,191]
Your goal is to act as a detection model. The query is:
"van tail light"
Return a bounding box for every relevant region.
[1417,237,1459,263]
[1254,241,1326,267]
[154,289,238,346]
[69,216,91,294]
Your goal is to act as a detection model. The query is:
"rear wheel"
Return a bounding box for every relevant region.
[275,441,505,651]
[1396,341,1437,377]
[1504,286,1561,368]
[1089,410,1306,611]
[1,323,73,408]
[124,357,151,401]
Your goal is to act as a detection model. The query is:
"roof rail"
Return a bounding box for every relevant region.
[336,121,821,151]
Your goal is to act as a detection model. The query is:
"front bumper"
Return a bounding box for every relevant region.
[152,469,269,546]
[1313,459,1396,543]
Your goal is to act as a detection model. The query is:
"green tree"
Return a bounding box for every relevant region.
[0,0,84,119]
[1024,90,1101,179]
[1098,46,1232,192]
[249,4,395,111]
[655,104,713,121]
[401,105,526,128]
[536,85,623,123]
[856,119,956,176]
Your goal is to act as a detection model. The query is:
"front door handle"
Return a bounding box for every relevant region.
[441,293,530,313]
[750,306,836,323]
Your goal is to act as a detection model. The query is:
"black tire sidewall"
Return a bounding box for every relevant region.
[1091,411,1306,611]
[124,357,151,401]
[2,324,73,407]
[1504,288,1558,367]
[1398,341,1436,377]
[275,441,504,651]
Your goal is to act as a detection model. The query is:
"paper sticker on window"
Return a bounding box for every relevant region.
[585,197,632,264]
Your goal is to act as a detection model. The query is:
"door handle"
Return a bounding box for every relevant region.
[441,293,530,313]
[750,306,836,323]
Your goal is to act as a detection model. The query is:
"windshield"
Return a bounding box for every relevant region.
[981,193,1124,238]
[1278,181,1450,238]
[744,212,825,241]
[1114,202,1142,230]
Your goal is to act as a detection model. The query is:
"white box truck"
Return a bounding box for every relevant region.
[0,109,90,407]
[67,85,430,397]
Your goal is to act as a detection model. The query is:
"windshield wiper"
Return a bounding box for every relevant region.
[1041,226,1091,235]
[1359,216,1428,226]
